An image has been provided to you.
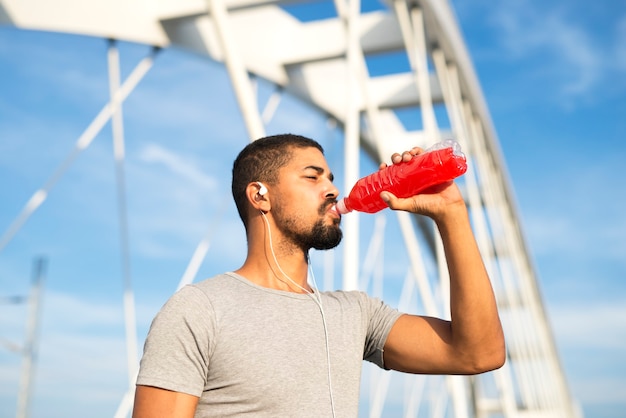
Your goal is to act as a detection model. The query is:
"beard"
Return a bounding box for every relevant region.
[304,217,343,250]
[274,200,343,251]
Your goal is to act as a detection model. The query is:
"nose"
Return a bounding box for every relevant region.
[324,179,339,200]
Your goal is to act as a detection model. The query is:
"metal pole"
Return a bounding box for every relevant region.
[107,39,139,390]
[206,0,265,141]
[338,0,362,291]
[16,257,46,418]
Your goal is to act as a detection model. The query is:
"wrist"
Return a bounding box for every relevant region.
[432,201,469,228]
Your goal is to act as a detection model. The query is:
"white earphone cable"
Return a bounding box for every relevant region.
[307,259,336,418]
[260,211,337,418]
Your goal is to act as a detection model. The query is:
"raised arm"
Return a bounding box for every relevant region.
[380,149,505,375]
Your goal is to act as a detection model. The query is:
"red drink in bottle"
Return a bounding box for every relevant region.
[336,140,467,214]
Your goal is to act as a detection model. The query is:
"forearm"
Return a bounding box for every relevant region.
[434,203,505,372]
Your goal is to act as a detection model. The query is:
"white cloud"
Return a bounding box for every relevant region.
[517,143,626,263]
[525,217,626,272]
[524,204,626,264]
[573,376,626,405]
[614,15,626,71]
[544,17,601,96]
[454,0,626,107]
[550,302,626,351]
[124,143,234,262]
[550,301,626,409]
[490,0,602,98]
[138,143,217,190]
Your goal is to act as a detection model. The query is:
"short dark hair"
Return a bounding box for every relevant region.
[231,133,324,226]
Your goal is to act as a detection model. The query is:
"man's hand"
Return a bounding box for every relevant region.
[379,147,465,220]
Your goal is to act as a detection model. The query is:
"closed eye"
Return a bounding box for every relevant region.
[304,165,334,182]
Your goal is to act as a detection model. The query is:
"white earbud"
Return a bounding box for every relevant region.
[257,182,268,196]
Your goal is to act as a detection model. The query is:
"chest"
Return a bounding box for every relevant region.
[200,297,367,415]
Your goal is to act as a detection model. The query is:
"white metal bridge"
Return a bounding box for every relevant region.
[0,0,579,416]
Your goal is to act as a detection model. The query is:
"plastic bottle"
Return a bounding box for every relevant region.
[336,140,467,214]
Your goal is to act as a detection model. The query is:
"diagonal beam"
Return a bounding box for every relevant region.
[0,46,160,253]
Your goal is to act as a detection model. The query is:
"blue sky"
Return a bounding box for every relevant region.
[1,0,625,417]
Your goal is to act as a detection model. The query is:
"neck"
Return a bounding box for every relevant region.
[269,250,312,293]
[236,234,311,293]
[238,210,315,292]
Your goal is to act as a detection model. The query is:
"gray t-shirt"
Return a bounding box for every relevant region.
[136,272,402,417]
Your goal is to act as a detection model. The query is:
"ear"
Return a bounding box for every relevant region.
[246,182,270,212]
[257,182,268,196]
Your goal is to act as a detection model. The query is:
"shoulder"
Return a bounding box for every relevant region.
[323,289,388,308]
[153,274,236,325]
[189,272,236,292]
[172,273,241,305]
[322,290,401,320]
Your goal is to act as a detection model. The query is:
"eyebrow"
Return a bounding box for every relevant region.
[305,165,334,182]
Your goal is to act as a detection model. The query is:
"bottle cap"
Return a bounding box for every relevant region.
[336,198,350,215]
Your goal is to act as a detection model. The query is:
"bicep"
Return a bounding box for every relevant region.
[383,314,457,374]
[133,385,199,418]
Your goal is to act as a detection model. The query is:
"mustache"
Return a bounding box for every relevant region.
[318,198,338,215]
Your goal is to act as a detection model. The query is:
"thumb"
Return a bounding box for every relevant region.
[381,191,421,213]
[380,191,397,208]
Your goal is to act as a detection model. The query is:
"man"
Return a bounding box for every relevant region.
[133,133,505,417]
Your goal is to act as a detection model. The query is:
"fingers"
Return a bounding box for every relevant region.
[391,146,422,164]
[380,146,423,170]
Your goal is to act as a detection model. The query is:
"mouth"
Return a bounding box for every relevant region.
[327,203,341,220]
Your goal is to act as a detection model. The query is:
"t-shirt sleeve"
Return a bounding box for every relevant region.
[361,293,403,369]
[136,285,215,397]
